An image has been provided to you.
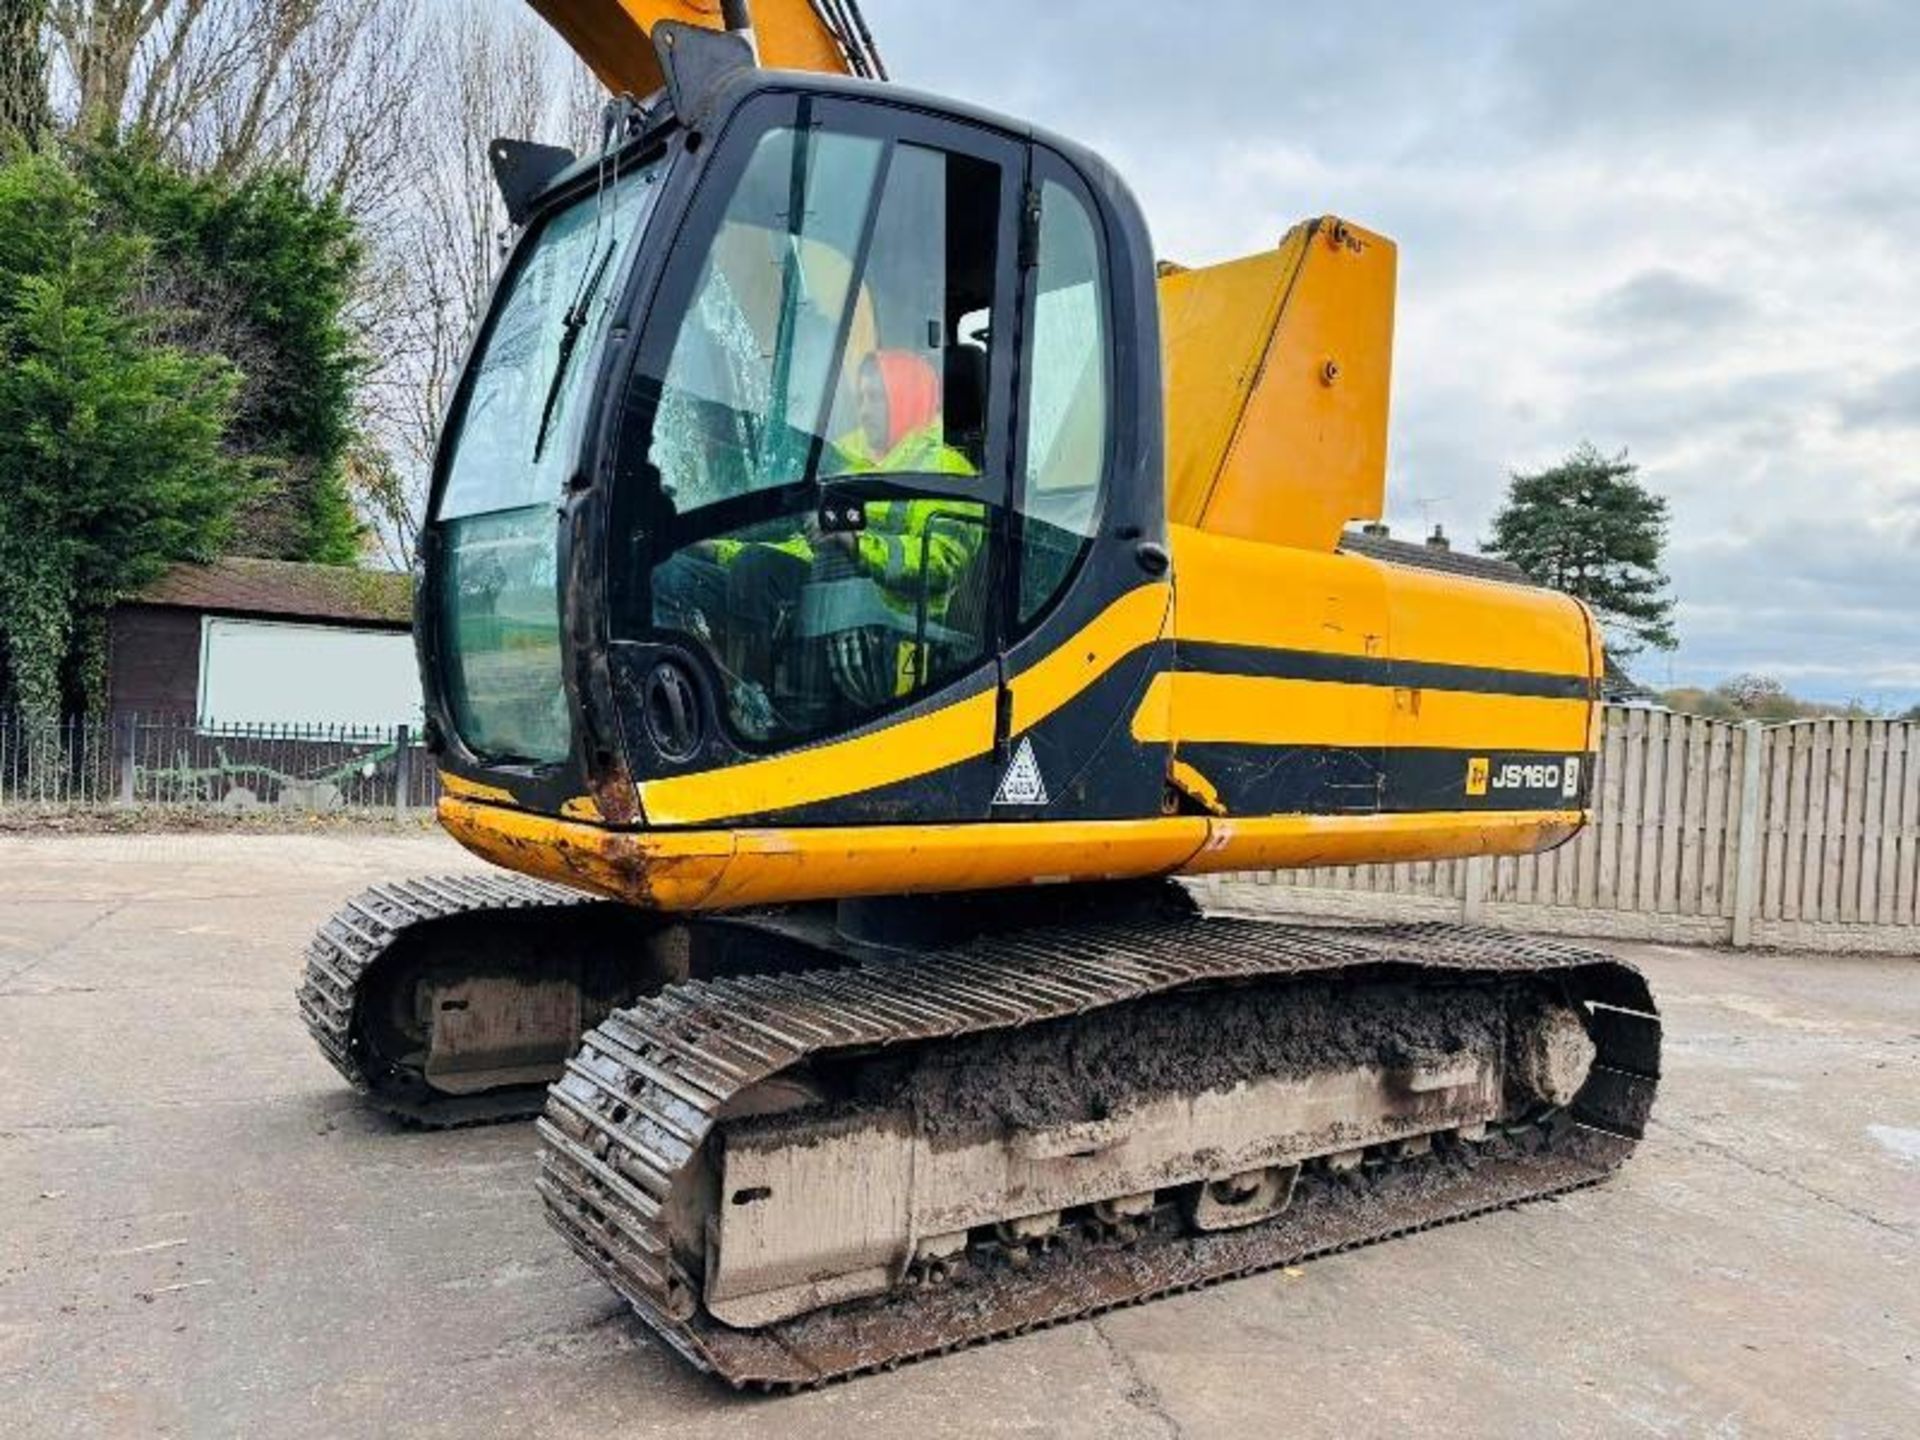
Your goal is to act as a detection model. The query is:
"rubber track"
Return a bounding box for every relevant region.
[296,873,604,1127]
[535,916,1661,1388]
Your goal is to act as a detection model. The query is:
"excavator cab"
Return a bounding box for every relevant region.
[420,56,1169,834]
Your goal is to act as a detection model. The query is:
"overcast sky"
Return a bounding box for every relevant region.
[855,0,1920,705]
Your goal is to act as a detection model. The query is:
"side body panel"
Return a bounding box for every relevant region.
[441,535,1600,909]
[1158,526,1599,821]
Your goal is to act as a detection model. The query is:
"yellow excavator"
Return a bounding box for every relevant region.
[298,0,1660,1388]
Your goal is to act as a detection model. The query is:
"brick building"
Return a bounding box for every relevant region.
[108,558,419,726]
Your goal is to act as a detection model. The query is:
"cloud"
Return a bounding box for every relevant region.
[1839,364,1920,431]
[1496,0,1920,144]
[1661,520,1920,700]
[1586,269,1751,336]
[859,1,1920,706]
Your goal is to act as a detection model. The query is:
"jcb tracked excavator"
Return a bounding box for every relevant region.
[297,0,1660,1388]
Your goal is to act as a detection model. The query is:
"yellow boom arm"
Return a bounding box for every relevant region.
[526,0,876,95]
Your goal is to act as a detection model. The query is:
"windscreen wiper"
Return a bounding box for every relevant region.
[531,239,619,465]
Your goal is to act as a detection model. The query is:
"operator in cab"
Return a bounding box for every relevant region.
[653,348,985,738]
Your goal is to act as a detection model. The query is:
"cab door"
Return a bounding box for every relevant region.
[988,147,1175,823]
[603,92,1027,827]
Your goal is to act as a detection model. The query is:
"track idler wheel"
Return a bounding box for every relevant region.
[1185,1165,1302,1231]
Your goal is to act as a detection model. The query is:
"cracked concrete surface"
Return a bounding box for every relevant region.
[1091,1316,1183,1439]
[0,834,1915,1438]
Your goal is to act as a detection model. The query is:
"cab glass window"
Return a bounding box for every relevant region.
[1017,178,1109,623]
[636,121,1003,748]
[647,127,883,515]
[436,163,660,765]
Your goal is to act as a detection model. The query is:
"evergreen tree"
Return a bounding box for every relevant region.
[82,142,365,562]
[1486,443,1678,659]
[0,150,244,750]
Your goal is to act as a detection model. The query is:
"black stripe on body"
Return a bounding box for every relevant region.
[1382,747,1594,813]
[1178,743,1596,816]
[1175,642,1595,701]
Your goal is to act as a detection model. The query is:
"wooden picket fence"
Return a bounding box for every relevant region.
[1212,708,1920,955]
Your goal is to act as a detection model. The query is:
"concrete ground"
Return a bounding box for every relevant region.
[0,834,1914,1440]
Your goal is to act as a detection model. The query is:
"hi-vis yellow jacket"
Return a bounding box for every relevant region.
[713,422,985,613]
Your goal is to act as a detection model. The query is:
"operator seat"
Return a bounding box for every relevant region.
[943,342,988,468]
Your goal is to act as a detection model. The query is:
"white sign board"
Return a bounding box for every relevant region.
[198,618,422,729]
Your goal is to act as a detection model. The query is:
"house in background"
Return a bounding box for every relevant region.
[1339,521,1531,586]
[108,558,420,727]
[1343,522,1654,702]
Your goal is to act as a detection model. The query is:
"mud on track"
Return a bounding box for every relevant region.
[843,977,1509,1141]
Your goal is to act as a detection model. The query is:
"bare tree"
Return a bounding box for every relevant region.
[44,0,424,217]
[0,0,52,143]
[352,7,605,570]
[557,35,608,155]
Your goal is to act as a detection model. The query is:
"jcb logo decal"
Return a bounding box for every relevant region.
[1465,757,1490,797]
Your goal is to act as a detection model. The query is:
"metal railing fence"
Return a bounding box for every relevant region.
[0,713,438,813]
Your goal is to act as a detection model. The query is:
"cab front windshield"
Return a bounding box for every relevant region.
[436,161,662,765]
[638,123,1001,748]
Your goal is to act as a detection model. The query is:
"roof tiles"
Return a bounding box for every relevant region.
[134,557,413,627]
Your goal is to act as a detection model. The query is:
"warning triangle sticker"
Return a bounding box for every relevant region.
[993,736,1050,806]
